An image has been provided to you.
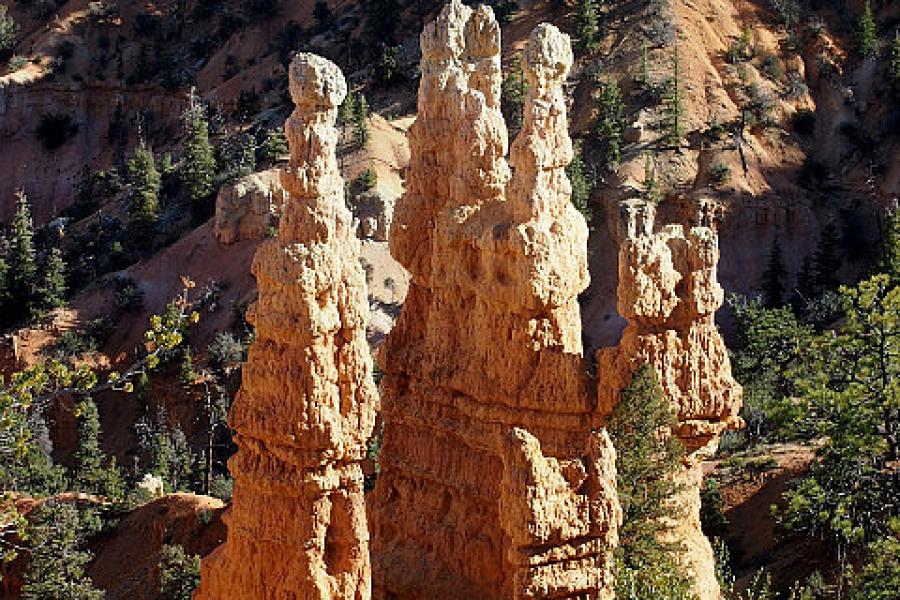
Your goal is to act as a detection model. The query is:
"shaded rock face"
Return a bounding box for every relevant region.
[195,53,377,600]
[213,169,287,245]
[596,199,743,599]
[370,3,620,598]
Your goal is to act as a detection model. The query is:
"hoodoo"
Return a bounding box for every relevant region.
[194,53,378,599]
[369,2,621,598]
[597,199,744,599]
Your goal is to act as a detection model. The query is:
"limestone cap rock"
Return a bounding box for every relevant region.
[288,52,347,110]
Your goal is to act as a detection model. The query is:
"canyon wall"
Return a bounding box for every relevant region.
[369,2,620,598]
[194,53,377,599]
[597,198,744,600]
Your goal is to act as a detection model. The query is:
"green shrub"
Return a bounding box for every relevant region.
[355,168,378,192]
[758,52,783,81]
[7,54,26,71]
[0,5,18,57]
[158,544,201,600]
[113,276,144,313]
[708,163,731,187]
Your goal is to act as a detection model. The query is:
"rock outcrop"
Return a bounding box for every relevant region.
[597,199,743,599]
[195,53,377,599]
[213,169,287,245]
[370,3,620,598]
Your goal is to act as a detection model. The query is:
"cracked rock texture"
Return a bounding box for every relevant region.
[213,169,287,245]
[597,199,743,600]
[369,3,620,598]
[195,53,377,600]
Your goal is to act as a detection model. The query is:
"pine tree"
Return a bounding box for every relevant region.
[0,248,8,313]
[638,43,650,86]
[72,397,123,499]
[595,77,625,167]
[567,140,592,223]
[180,95,216,217]
[761,236,787,308]
[7,191,38,325]
[158,544,201,600]
[855,1,877,59]
[781,274,900,556]
[0,5,18,58]
[38,247,67,313]
[576,0,599,54]
[21,501,104,600]
[501,54,527,137]
[353,94,370,148]
[664,44,685,148]
[127,143,161,239]
[607,364,693,598]
[260,128,289,165]
[338,92,356,128]
[880,209,900,284]
[811,220,842,291]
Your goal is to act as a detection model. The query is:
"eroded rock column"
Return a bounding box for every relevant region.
[596,199,743,600]
[195,54,377,600]
[370,3,620,598]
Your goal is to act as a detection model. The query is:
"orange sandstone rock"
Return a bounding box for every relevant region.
[194,53,377,600]
[597,199,743,599]
[370,3,620,598]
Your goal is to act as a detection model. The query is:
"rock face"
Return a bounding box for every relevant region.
[194,53,377,599]
[213,169,287,245]
[369,3,620,598]
[596,199,743,599]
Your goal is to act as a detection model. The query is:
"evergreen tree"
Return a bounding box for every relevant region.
[607,364,693,599]
[576,0,599,54]
[501,54,527,138]
[0,247,8,314]
[72,397,124,499]
[664,44,685,148]
[259,128,289,165]
[180,96,216,217]
[781,274,900,558]
[353,94,370,149]
[0,5,18,58]
[567,140,592,223]
[880,209,900,284]
[855,1,877,59]
[760,236,787,308]
[638,43,650,86]
[21,501,104,600]
[595,77,625,167]
[811,220,842,291]
[126,144,161,239]
[849,518,900,600]
[7,191,38,324]
[38,247,67,313]
[158,544,201,600]
[338,92,356,128]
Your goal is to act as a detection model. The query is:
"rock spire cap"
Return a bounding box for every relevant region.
[288,52,347,110]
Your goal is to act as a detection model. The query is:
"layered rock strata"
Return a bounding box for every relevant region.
[195,53,377,600]
[370,3,620,598]
[596,199,743,600]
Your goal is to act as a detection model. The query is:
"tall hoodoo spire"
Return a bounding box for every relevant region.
[194,53,377,600]
[370,4,620,598]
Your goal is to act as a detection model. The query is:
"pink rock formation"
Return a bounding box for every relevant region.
[213,169,287,245]
[370,3,620,598]
[597,198,743,599]
[195,53,377,600]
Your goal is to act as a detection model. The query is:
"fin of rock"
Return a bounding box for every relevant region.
[370,2,620,598]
